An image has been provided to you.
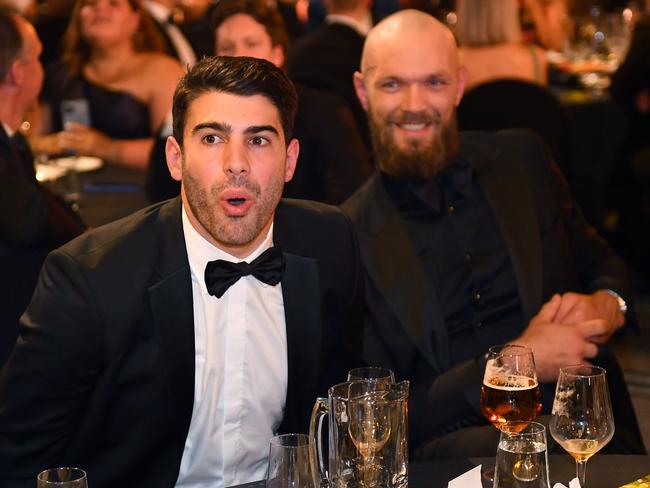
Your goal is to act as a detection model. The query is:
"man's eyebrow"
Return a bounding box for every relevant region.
[244,125,279,136]
[191,122,231,136]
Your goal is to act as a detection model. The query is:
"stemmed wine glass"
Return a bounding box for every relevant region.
[480,344,542,480]
[549,365,615,488]
[347,387,392,487]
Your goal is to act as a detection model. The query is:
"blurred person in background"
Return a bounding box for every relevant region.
[287,0,373,148]
[520,0,571,51]
[456,0,548,90]
[28,0,184,169]
[0,8,85,367]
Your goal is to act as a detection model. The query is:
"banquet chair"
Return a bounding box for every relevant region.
[457,79,571,171]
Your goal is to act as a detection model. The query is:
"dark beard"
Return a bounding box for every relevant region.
[368,108,460,181]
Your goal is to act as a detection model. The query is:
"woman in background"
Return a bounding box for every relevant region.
[30,0,184,169]
[456,0,548,90]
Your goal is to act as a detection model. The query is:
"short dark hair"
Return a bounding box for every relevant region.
[0,9,22,82]
[212,0,289,55]
[172,56,298,146]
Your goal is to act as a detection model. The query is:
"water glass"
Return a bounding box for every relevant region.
[267,433,314,488]
[494,421,550,488]
[37,467,87,487]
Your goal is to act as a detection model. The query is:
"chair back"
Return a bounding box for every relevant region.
[457,79,571,170]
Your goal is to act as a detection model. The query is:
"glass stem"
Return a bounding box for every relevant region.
[576,460,587,487]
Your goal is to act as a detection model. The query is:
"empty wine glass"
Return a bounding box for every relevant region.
[549,365,614,488]
[37,468,87,487]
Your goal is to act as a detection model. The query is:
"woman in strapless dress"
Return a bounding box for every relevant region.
[30,0,184,169]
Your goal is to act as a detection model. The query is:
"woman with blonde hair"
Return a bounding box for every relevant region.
[456,0,548,90]
[31,0,184,169]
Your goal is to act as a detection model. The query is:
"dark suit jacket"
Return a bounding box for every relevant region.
[0,197,363,487]
[0,125,85,367]
[287,22,368,147]
[342,130,638,452]
[0,125,85,250]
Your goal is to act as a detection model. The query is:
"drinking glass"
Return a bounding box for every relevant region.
[494,421,550,488]
[347,366,395,386]
[481,344,541,480]
[549,365,614,488]
[267,433,314,488]
[37,468,87,487]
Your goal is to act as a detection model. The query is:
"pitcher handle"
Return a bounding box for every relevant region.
[309,396,329,488]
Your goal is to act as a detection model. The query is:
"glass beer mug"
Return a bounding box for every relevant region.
[309,380,409,488]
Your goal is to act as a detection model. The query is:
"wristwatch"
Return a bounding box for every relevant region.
[604,289,628,315]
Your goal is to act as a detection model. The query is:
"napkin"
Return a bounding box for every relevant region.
[448,464,482,488]
[553,478,581,488]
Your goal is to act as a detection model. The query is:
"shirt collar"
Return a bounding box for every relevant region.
[182,203,275,296]
[1,122,14,138]
[142,1,171,23]
[325,13,372,36]
[382,157,473,214]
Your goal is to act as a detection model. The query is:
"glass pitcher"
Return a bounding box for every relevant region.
[309,380,409,488]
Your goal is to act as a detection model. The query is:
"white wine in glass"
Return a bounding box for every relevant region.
[549,365,615,488]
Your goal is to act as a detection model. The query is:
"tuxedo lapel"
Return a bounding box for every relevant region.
[355,174,446,371]
[468,134,542,320]
[280,252,321,429]
[146,198,195,443]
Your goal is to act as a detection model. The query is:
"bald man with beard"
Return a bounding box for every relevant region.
[343,10,644,457]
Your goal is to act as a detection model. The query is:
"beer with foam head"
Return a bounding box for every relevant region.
[481,374,542,431]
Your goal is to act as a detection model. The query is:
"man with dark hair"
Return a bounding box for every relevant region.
[343,10,644,457]
[0,9,85,366]
[0,56,363,488]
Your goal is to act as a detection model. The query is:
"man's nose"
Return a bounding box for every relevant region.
[223,142,250,175]
[401,84,427,112]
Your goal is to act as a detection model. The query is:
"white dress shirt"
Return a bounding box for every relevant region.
[175,206,288,488]
[142,1,197,69]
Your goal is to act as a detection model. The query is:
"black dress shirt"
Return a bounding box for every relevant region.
[382,158,524,366]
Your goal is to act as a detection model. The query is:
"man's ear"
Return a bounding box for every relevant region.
[353,71,369,111]
[7,59,24,87]
[166,136,183,182]
[284,138,299,182]
[455,66,468,107]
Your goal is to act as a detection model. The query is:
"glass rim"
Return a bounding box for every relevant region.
[560,364,607,377]
[488,344,533,357]
[37,467,87,483]
[269,433,310,448]
[500,421,546,437]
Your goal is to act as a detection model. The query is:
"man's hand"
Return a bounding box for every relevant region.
[514,294,608,382]
[553,291,624,343]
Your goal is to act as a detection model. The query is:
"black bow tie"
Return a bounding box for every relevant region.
[204,246,285,298]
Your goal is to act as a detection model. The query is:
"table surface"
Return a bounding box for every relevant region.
[236,455,650,488]
[73,163,150,228]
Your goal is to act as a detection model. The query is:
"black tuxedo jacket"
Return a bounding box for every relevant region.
[287,22,368,146]
[0,125,85,250]
[342,130,636,450]
[0,197,363,487]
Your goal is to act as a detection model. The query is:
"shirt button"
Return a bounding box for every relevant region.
[448,205,455,213]
[465,252,472,261]
[475,292,481,301]
[476,321,483,328]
